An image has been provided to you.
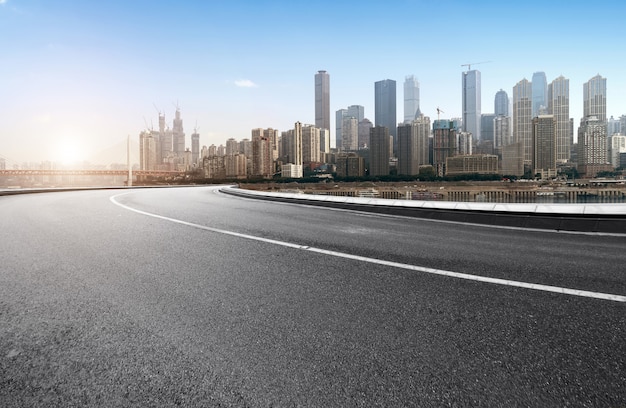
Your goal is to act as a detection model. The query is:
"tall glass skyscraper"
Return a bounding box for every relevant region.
[531,72,547,117]
[374,79,397,154]
[403,75,420,123]
[315,70,330,134]
[462,70,481,141]
[513,78,533,164]
[494,89,509,117]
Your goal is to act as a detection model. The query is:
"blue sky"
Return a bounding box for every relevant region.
[1,0,625,164]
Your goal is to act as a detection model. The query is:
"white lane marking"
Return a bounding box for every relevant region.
[110,192,626,303]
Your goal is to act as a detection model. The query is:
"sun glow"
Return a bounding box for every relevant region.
[55,140,85,166]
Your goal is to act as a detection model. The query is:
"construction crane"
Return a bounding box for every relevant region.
[436,107,444,121]
[461,61,491,71]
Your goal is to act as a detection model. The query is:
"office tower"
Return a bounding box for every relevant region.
[462,69,481,141]
[481,114,496,143]
[609,134,626,168]
[583,74,607,121]
[336,105,364,151]
[341,117,358,151]
[358,118,373,149]
[172,108,185,155]
[191,131,200,165]
[532,115,557,179]
[608,116,621,136]
[404,75,420,123]
[620,115,626,136]
[315,70,330,133]
[433,119,458,176]
[513,78,533,165]
[301,124,321,165]
[578,116,609,177]
[369,126,390,176]
[414,114,430,167]
[494,89,509,116]
[531,72,547,118]
[374,79,397,154]
[547,75,570,162]
[347,105,364,123]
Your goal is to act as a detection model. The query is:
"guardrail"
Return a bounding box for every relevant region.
[221,186,626,235]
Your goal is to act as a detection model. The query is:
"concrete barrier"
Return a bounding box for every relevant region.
[221,186,626,235]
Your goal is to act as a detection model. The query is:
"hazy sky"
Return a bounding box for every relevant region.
[2,0,625,165]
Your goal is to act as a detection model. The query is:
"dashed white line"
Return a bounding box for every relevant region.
[110,192,626,303]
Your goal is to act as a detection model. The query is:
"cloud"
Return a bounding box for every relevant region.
[0,0,7,4]
[234,79,258,88]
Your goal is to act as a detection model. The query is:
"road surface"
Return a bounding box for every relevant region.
[1,186,625,406]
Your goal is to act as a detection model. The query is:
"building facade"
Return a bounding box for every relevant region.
[462,69,481,141]
[404,75,420,123]
[547,75,570,162]
[532,115,557,179]
[315,70,330,134]
[513,78,533,165]
[531,72,547,118]
[369,126,390,176]
[374,79,397,155]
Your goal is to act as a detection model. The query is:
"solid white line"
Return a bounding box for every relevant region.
[110,192,626,303]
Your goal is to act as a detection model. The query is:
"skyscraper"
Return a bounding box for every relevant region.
[547,75,570,162]
[462,69,481,141]
[191,130,200,165]
[335,109,347,150]
[433,119,459,176]
[172,107,185,155]
[578,116,609,177]
[374,79,397,154]
[494,89,509,117]
[404,75,420,123]
[369,126,390,176]
[532,115,557,179]
[583,74,607,121]
[315,70,330,133]
[531,72,547,117]
[513,78,533,165]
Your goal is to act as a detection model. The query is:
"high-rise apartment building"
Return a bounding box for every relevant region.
[433,119,459,176]
[547,75,570,162]
[462,69,481,141]
[315,70,330,134]
[583,74,607,121]
[369,126,390,176]
[578,116,610,177]
[301,124,321,165]
[532,115,557,179]
[494,89,509,117]
[341,117,359,151]
[494,115,512,152]
[531,72,547,118]
[335,109,347,150]
[397,123,419,176]
[609,134,626,168]
[251,128,275,179]
[319,129,330,154]
[139,130,158,171]
[374,79,397,154]
[404,75,420,123]
[513,78,533,165]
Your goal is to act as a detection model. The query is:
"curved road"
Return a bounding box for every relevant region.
[1,186,625,407]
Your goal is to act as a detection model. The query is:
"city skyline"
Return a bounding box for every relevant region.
[2,0,626,165]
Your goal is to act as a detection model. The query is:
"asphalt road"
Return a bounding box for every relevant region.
[1,186,625,407]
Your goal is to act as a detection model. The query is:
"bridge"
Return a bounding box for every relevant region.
[0,169,186,177]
